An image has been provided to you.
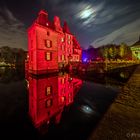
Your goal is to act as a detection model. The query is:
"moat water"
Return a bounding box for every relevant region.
[0,66,137,140]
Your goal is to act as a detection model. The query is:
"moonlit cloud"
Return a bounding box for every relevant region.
[0,7,27,50]
[40,0,140,47]
[92,19,140,47]
[78,6,95,19]
[75,2,105,26]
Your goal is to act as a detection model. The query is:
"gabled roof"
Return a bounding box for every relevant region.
[73,36,81,49]
[132,36,140,46]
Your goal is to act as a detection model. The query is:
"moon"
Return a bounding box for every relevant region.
[79,6,95,19]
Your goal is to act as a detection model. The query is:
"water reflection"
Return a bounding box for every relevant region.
[75,65,137,88]
[27,73,82,134]
[0,66,137,139]
[26,73,118,140]
[0,67,24,83]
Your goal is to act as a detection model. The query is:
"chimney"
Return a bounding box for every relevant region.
[53,16,62,32]
[63,21,70,33]
[36,10,48,26]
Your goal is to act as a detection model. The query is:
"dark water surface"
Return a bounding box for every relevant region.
[0,66,135,140]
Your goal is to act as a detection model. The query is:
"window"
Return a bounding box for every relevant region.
[47,31,50,36]
[45,52,52,61]
[68,41,70,45]
[45,99,53,108]
[45,40,52,48]
[61,96,65,103]
[45,86,52,96]
[61,78,65,84]
[62,55,65,61]
[61,38,64,42]
[68,35,71,40]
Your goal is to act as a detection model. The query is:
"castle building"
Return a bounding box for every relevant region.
[27,10,82,75]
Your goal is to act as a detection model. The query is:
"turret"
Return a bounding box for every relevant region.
[63,21,70,33]
[36,10,48,26]
[53,16,62,32]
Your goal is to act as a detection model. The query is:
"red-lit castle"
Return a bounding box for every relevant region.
[27,10,82,75]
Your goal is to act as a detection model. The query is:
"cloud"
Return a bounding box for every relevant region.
[0,7,27,50]
[92,19,140,47]
[47,1,105,29]
[75,2,105,26]
[29,0,140,48]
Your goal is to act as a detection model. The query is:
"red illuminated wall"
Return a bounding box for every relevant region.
[27,10,82,74]
[28,74,82,132]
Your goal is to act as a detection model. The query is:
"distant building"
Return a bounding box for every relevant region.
[119,43,132,60]
[130,36,140,60]
[83,43,132,62]
[27,10,82,75]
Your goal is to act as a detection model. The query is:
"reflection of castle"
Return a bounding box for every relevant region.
[27,10,82,75]
[27,74,82,133]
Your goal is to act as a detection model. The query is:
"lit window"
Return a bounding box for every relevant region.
[62,55,65,61]
[61,78,65,84]
[61,38,64,42]
[45,40,52,48]
[45,52,52,61]
[68,35,71,40]
[46,86,52,96]
[45,99,53,108]
[61,96,65,103]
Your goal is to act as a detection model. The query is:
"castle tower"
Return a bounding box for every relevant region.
[36,10,48,26]
[54,16,62,32]
[63,21,70,33]
[27,10,59,74]
[27,10,82,75]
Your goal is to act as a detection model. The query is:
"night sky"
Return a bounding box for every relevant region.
[0,0,140,50]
